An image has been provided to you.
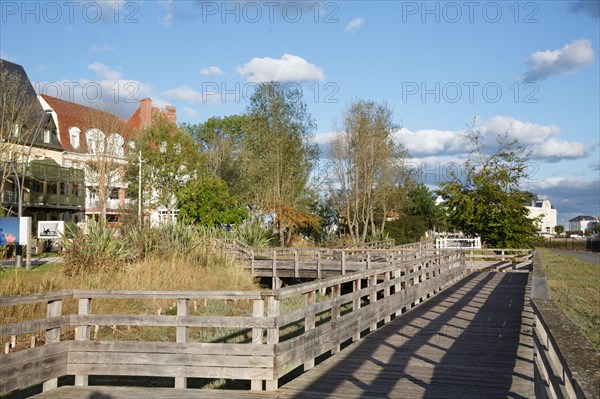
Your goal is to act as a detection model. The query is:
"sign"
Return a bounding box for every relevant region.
[38,221,65,239]
[0,217,30,246]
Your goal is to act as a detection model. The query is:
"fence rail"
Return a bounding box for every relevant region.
[0,250,464,395]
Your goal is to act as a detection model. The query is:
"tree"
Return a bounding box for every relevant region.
[177,175,248,226]
[133,115,203,222]
[239,82,319,246]
[437,124,539,248]
[79,108,130,222]
[554,225,565,236]
[182,115,248,190]
[327,99,408,244]
[385,183,444,245]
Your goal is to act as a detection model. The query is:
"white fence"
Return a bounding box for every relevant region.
[435,237,481,249]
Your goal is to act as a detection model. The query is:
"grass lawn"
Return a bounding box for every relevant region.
[538,248,600,350]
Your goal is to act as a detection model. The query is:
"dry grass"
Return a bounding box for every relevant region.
[0,246,258,328]
[538,248,600,350]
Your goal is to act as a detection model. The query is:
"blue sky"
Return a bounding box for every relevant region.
[1,0,599,226]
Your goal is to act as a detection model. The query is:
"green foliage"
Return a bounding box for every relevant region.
[62,220,133,275]
[129,115,203,212]
[554,225,565,235]
[437,126,539,248]
[182,115,248,190]
[239,82,319,245]
[177,175,248,226]
[233,220,275,247]
[386,215,430,245]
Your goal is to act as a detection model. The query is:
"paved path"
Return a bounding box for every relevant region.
[31,272,534,399]
[550,249,600,265]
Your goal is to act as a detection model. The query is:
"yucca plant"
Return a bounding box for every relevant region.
[62,220,132,275]
[233,221,275,247]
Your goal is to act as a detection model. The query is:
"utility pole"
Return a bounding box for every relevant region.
[138,149,142,226]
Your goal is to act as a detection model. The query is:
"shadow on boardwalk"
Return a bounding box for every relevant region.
[280,272,534,399]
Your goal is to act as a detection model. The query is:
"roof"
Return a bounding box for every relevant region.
[569,215,597,222]
[0,59,62,151]
[40,94,132,153]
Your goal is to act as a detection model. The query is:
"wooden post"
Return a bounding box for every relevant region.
[369,275,377,332]
[384,272,391,323]
[353,279,362,341]
[317,250,322,279]
[75,298,91,387]
[341,250,346,275]
[366,251,371,270]
[251,250,255,275]
[294,249,299,278]
[331,284,341,354]
[43,299,62,392]
[272,249,278,289]
[304,291,316,370]
[175,298,189,389]
[265,296,280,391]
[251,299,265,391]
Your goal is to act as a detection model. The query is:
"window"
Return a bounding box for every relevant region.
[13,124,19,138]
[85,129,105,154]
[109,189,120,200]
[43,129,51,143]
[69,127,81,149]
[107,134,125,157]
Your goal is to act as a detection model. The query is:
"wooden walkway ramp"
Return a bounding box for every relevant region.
[29,272,533,399]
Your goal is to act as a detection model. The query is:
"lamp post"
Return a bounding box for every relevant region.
[11,109,53,269]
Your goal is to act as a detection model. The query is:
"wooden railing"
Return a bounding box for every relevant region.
[245,241,434,282]
[531,251,599,399]
[0,250,464,395]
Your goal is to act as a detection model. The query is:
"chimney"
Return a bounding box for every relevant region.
[140,98,152,127]
[165,105,176,123]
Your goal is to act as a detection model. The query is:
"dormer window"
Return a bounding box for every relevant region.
[13,124,19,138]
[107,133,125,157]
[43,129,51,143]
[85,128,105,154]
[69,127,81,149]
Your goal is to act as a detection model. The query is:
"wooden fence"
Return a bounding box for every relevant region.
[0,250,463,395]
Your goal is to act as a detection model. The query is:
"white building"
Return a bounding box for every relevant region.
[526,197,557,236]
[568,215,598,232]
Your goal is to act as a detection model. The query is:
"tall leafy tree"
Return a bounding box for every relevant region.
[437,126,539,248]
[132,115,203,221]
[177,175,248,226]
[327,99,408,244]
[182,115,248,190]
[239,82,319,246]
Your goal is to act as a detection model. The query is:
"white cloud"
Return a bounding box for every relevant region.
[345,17,364,33]
[200,66,223,76]
[35,63,153,117]
[238,54,325,83]
[88,61,122,80]
[391,116,593,162]
[520,39,594,81]
[160,0,175,27]
[394,128,465,156]
[183,107,199,118]
[163,85,205,103]
[91,43,118,53]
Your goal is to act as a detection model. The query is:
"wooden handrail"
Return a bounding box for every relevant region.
[1,250,464,395]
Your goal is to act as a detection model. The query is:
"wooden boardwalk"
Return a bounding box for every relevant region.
[28,272,533,399]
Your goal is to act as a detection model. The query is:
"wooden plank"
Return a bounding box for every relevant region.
[69,314,276,329]
[67,340,275,356]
